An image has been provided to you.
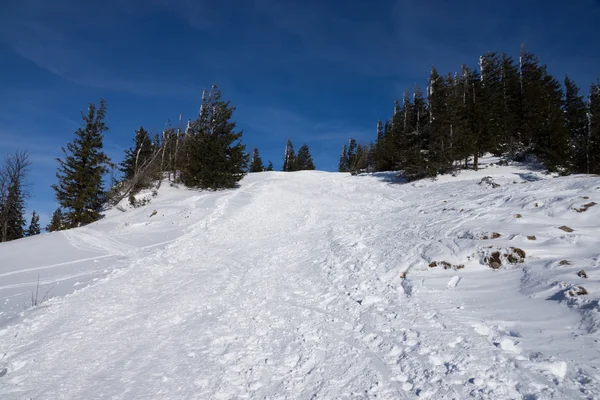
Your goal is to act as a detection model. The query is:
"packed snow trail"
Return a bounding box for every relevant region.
[1,162,600,399]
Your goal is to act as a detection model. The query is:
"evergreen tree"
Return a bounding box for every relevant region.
[589,81,600,174]
[519,46,572,172]
[376,119,384,141]
[538,73,572,173]
[360,45,590,179]
[427,66,451,175]
[0,151,31,242]
[452,65,477,168]
[52,99,111,228]
[564,76,589,173]
[266,161,274,171]
[500,53,522,156]
[353,144,370,172]
[283,140,296,171]
[26,211,40,236]
[2,180,26,241]
[181,85,248,189]
[46,208,65,232]
[295,144,316,170]
[479,52,504,155]
[250,148,264,172]
[347,138,358,170]
[403,85,428,177]
[119,127,153,181]
[338,144,349,172]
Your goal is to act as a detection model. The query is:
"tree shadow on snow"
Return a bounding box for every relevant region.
[514,172,544,182]
[368,171,410,184]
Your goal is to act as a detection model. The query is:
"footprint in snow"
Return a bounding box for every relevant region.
[447,276,461,288]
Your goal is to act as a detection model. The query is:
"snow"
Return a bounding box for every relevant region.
[1,156,600,399]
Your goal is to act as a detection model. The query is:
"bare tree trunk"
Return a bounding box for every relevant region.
[0,150,31,242]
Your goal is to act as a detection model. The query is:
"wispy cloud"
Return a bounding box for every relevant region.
[0,0,206,96]
[237,104,372,145]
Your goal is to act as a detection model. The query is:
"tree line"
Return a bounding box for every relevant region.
[339,46,600,178]
[1,84,319,241]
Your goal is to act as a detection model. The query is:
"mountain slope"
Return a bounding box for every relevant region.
[1,158,599,399]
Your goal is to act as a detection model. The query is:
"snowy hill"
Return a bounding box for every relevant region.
[1,157,600,399]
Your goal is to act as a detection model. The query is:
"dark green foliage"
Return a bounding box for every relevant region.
[479,53,504,155]
[0,151,31,242]
[181,85,248,189]
[52,99,111,228]
[26,211,41,236]
[46,208,65,232]
[352,144,371,173]
[373,127,392,171]
[119,126,157,193]
[427,67,452,175]
[347,139,358,170]
[266,161,274,171]
[500,54,522,156]
[376,119,384,141]
[295,144,315,170]
[283,140,296,171]
[339,144,349,172]
[589,81,600,174]
[2,181,26,241]
[120,127,153,180]
[520,46,572,172]
[250,148,264,172]
[358,46,588,179]
[565,76,589,173]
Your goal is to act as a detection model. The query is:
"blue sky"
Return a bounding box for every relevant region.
[1,0,599,227]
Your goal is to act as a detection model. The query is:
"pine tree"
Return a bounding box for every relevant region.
[589,81,600,174]
[403,85,428,177]
[564,76,588,173]
[181,85,248,189]
[376,120,384,141]
[26,211,40,236]
[451,65,477,168]
[0,151,31,242]
[338,144,349,172]
[283,140,296,171]
[52,99,111,228]
[46,208,65,232]
[500,53,522,156]
[478,52,504,154]
[119,126,157,194]
[296,144,315,170]
[353,144,370,172]
[518,46,571,171]
[427,66,452,175]
[2,180,26,241]
[120,127,153,180]
[347,138,358,169]
[538,73,572,173]
[250,148,265,172]
[266,161,274,171]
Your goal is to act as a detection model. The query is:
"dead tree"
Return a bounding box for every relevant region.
[0,150,31,242]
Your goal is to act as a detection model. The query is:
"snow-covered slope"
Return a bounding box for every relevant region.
[1,158,600,399]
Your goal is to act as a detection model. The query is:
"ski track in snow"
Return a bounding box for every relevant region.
[1,159,600,399]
